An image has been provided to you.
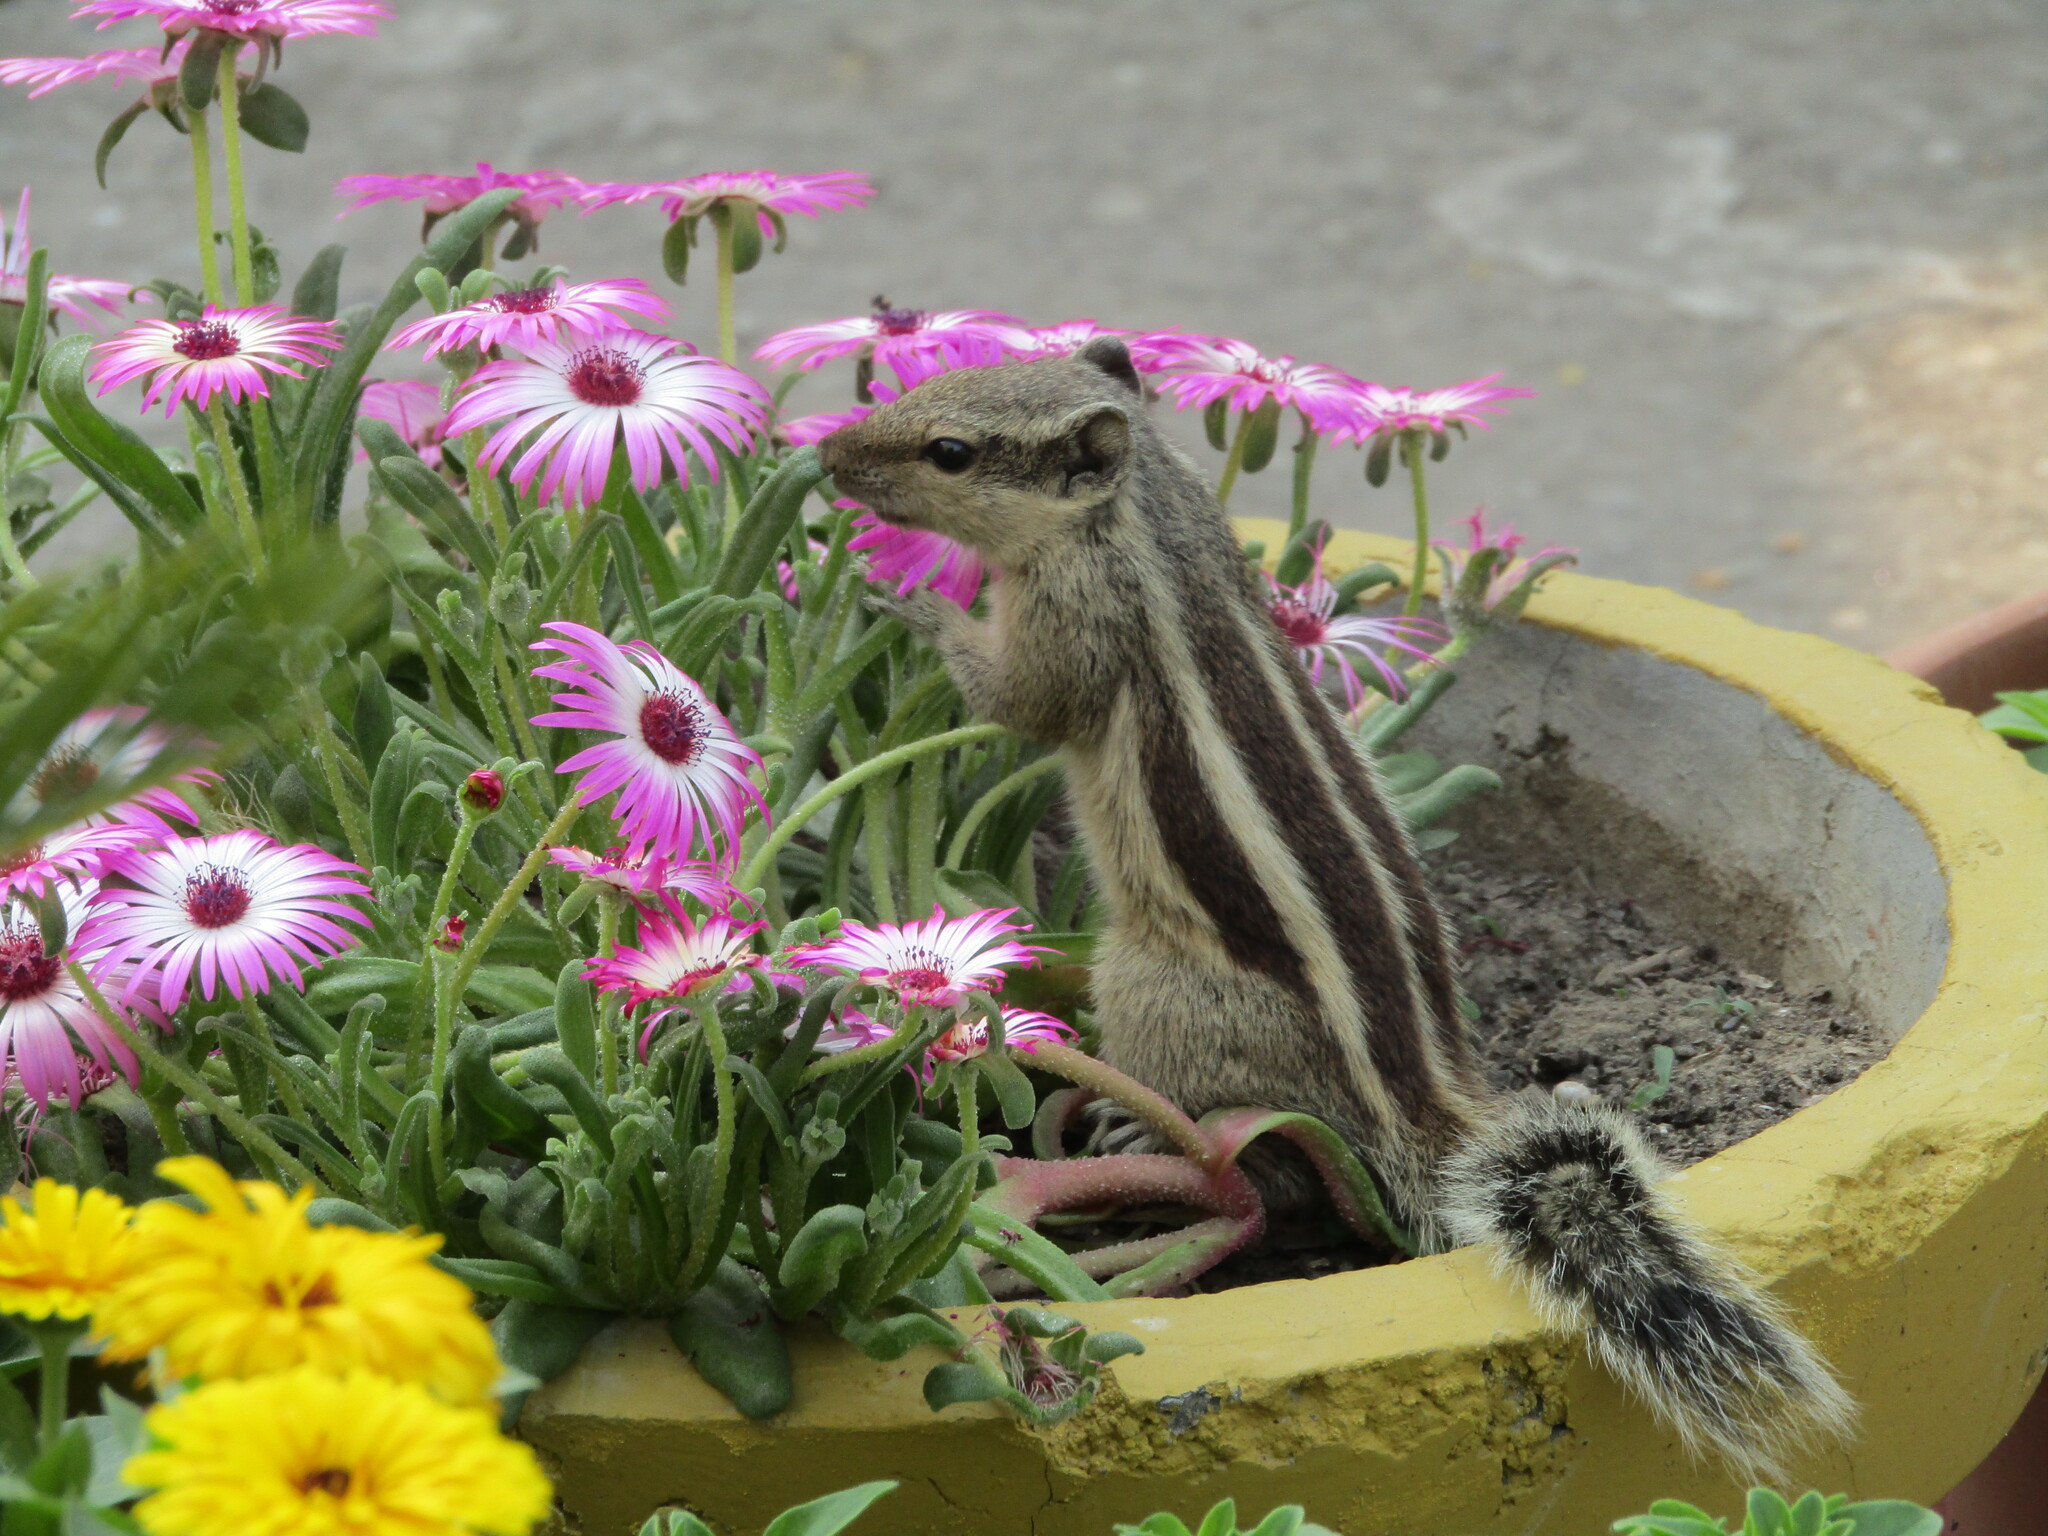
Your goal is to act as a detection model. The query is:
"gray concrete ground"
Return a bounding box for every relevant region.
[6,0,2048,648]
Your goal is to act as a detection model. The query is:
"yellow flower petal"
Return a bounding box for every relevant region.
[0,1180,135,1323]
[95,1158,500,1404]
[126,1367,552,1536]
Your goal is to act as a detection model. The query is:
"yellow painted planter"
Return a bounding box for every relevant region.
[524,525,2048,1536]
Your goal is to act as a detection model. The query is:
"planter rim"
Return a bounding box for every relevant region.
[526,525,2048,1531]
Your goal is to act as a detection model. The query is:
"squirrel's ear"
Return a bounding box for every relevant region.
[1077,336,1142,395]
[1058,406,1132,498]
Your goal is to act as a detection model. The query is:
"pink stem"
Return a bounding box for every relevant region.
[1023,1043,1219,1171]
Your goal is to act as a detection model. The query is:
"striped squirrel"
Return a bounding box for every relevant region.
[817,338,1852,1474]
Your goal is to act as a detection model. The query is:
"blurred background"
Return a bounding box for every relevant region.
[4,0,2045,648]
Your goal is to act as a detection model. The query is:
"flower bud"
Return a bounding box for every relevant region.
[432,914,467,953]
[460,769,504,816]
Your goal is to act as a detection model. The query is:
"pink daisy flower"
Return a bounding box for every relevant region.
[1006,320,1135,362]
[779,406,870,449]
[755,298,1030,375]
[848,513,984,610]
[808,1006,894,1056]
[583,899,764,1008]
[12,707,208,835]
[334,163,586,229]
[386,278,670,361]
[0,46,179,100]
[0,821,154,904]
[1267,562,1443,710]
[82,830,369,1013]
[793,907,1048,1009]
[529,622,765,867]
[1336,374,1534,441]
[357,379,448,467]
[1434,509,1575,615]
[441,326,767,510]
[546,846,745,908]
[73,0,390,41]
[1132,333,1369,435]
[0,884,159,1108]
[927,1006,1075,1073]
[581,170,874,226]
[88,305,341,417]
[2,190,133,328]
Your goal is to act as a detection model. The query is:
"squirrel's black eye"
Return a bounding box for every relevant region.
[921,438,976,474]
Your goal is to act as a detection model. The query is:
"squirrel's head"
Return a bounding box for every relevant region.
[818,336,1143,569]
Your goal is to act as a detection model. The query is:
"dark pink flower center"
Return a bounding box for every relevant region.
[566,348,644,408]
[870,296,927,336]
[205,0,264,11]
[182,864,252,929]
[934,1021,989,1059]
[1270,597,1326,650]
[490,288,557,316]
[30,746,97,803]
[637,691,707,766]
[0,845,44,878]
[888,947,954,996]
[0,929,60,1004]
[173,321,241,362]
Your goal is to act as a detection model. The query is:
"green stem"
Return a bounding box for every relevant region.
[715,214,742,548]
[904,751,942,918]
[861,781,899,923]
[247,396,284,525]
[206,396,265,575]
[447,799,583,1006]
[1288,425,1319,541]
[493,643,547,787]
[425,816,481,954]
[1215,410,1252,508]
[714,216,738,368]
[799,1007,929,1087]
[240,993,305,1123]
[426,949,458,1183]
[186,105,224,307]
[682,993,735,1288]
[34,1328,70,1450]
[306,706,373,868]
[956,1060,979,1160]
[464,427,510,544]
[184,412,235,546]
[737,723,1007,893]
[596,898,622,1101]
[67,963,320,1190]
[0,511,32,594]
[216,45,255,304]
[0,416,34,587]
[139,1073,193,1156]
[943,753,1063,869]
[1403,430,1431,619]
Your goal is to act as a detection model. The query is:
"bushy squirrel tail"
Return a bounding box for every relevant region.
[1440,1096,1855,1478]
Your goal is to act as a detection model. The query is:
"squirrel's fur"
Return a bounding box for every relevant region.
[817,337,1853,1475]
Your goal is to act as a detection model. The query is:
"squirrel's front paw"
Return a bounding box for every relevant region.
[864,584,951,637]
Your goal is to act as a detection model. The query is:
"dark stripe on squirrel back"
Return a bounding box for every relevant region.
[1180,597,1457,1142]
[1284,664,1481,1089]
[1132,646,1315,1003]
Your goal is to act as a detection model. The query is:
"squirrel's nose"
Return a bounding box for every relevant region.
[815,428,853,477]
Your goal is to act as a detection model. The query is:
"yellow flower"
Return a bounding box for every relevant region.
[95,1157,500,1404]
[0,1180,134,1323]
[125,1366,553,1536]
